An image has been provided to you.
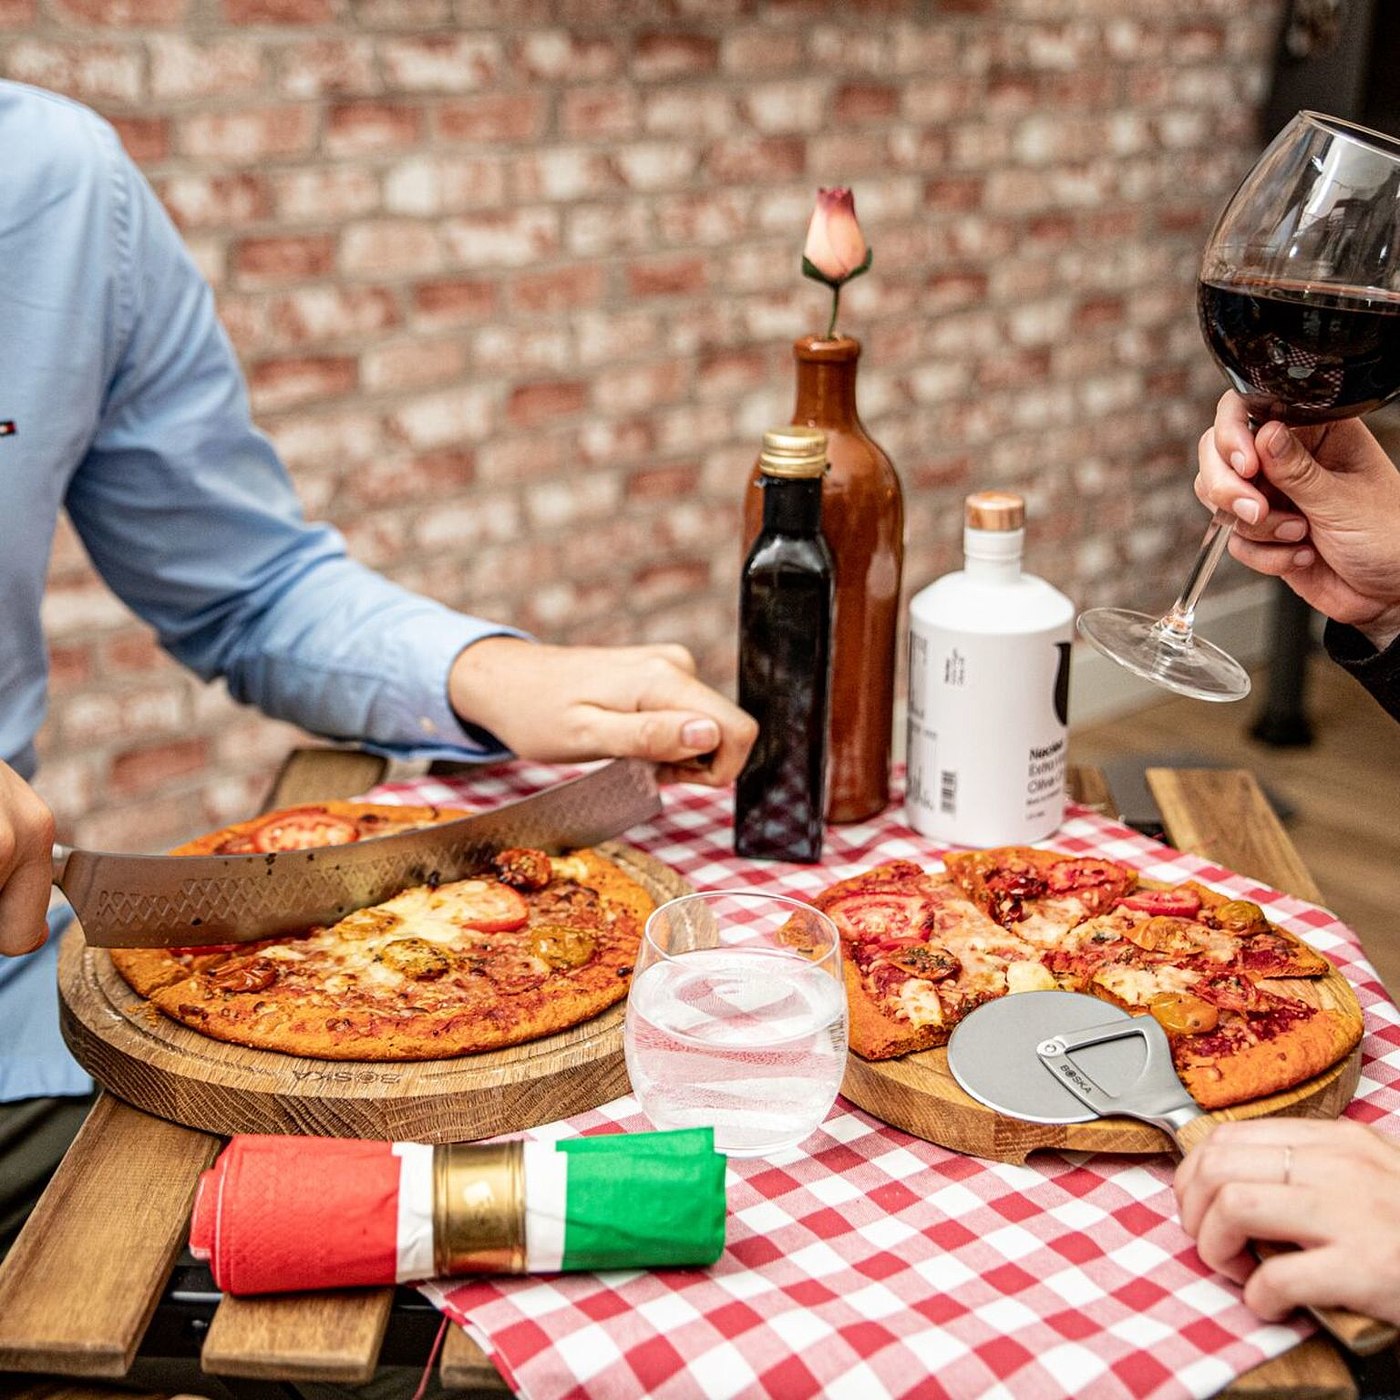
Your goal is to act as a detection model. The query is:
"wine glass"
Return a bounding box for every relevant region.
[623,890,846,1157]
[1078,111,1400,701]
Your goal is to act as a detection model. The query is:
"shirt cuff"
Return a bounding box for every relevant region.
[366,609,533,764]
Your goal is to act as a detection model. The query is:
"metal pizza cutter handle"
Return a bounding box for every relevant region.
[1038,1017,1399,1357]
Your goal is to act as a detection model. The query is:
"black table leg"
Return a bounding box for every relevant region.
[1250,580,1316,747]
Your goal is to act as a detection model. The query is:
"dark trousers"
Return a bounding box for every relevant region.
[0,1091,95,1260]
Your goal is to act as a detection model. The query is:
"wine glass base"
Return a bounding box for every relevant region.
[1077,608,1252,703]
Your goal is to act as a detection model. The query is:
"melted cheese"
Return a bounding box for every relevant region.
[895,978,945,1028]
[1006,960,1056,994]
[1091,962,1197,1006]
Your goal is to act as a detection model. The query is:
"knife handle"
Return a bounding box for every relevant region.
[1173,1115,1399,1355]
[51,843,71,883]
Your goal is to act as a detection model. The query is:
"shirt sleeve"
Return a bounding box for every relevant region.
[1322,619,1400,724]
[62,130,525,763]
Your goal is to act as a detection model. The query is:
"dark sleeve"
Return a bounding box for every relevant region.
[1322,620,1400,722]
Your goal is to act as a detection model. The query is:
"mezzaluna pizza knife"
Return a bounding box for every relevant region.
[946,989,1397,1357]
[52,757,662,950]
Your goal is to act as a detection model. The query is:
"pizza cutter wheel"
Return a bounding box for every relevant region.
[946,990,1396,1357]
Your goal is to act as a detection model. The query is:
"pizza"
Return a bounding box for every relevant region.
[109,802,657,1061]
[810,845,1362,1110]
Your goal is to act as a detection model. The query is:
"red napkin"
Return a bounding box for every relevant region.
[190,1136,425,1295]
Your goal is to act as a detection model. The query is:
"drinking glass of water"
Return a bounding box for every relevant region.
[623,890,847,1157]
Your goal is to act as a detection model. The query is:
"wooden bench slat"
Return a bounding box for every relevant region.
[439,1324,509,1394]
[0,1096,218,1378]
[200,1289,393,1383]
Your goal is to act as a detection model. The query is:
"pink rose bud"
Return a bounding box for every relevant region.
[802,187,869,285]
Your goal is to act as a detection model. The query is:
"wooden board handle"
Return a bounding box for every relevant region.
[1177,1114,1398,1355]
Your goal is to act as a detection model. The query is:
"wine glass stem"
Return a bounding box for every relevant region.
[1157,509,1237,642]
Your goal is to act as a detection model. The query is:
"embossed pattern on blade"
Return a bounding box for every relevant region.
[64,759,662,948]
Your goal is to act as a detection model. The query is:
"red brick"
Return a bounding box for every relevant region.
[225,0,332,21]
[593,359,689,413]
[326,101,422,154]
[626,463,698,501]
[0,0,37,24]
[513,30,620,81]
[272,167,380,223]
[442,209,559,268]
[234,234,336,286]
[506,381,588,428]
[342,450,475,508]
[349,0,447,23]
[560,88,640,140]
[721,29,803,74]
[509,265,607,316]
[47,643,92,689]
[149,35,265,99]
[158,173,269,231]
[380,34,501,92]
[696,348,770,396]
[341,220,443,276]
[705,137,806,184]
[277,39,378,97]
[835,82,900,123]
[249,355,358,411]
[631,559,712,608]
[53,0,186,23]
[632,31,719,81]
[179,106,315,162]
[626,255,708,299]
[1074,296,1127,331]
[110,114,170,163]
[102,633,165,674]
[412,278,498,328]
[4,42,143,102]
[110,738,209,798]
[436,93,546,144]
[384,155,508,215]
[362,339,466,392]
[475,434,566,485]
[267,286,400,345]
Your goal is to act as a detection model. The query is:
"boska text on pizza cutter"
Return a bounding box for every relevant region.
[946,990,1397,1356]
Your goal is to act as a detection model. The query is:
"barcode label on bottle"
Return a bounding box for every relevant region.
[940,770,956,815]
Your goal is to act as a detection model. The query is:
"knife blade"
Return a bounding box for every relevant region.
[55,758,662,949]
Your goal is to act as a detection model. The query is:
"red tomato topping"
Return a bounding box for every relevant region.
[251,808,361,852]
[826,891,926,942]
[453,881,529,932]
[1045,858,1130,893]
[1119,888,1203,918]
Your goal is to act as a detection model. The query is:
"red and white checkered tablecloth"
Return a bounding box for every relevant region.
[367,761,1400,1400]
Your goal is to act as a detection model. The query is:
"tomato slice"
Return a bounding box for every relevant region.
[1044,858,1131,893]
[826,891,928,943]
[251,808,361,852]
[452,880,529,932]
[1119,888,1203,918]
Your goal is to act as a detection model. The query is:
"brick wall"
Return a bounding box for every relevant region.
[2,0,1283,850]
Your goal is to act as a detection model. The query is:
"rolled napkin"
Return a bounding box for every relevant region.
[189,1128,726,1296]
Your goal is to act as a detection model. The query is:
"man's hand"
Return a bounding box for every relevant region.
[0,760,56,956]
[1195,390,1400,650]
[448,638,758,786]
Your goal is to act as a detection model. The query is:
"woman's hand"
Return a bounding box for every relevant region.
[1195,391,1400,649]
[0,759,56,956]
[1174,1117,1400,1326]
[448,638,758,786]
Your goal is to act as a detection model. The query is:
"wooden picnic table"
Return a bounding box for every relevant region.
[0,759,1384,1399]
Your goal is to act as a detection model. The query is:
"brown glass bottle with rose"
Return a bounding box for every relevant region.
[742,188,904,823]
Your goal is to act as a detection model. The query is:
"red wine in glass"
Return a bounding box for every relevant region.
[1198,277,1400,426]
[1078,111,1400,702]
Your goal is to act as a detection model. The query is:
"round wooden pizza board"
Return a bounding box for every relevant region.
[58,843,688,1144]
[840,965,1365,1164]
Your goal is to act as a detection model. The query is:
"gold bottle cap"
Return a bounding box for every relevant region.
[758,426,828,479]
[433,1141,527,1276]
[964,490,1025,532]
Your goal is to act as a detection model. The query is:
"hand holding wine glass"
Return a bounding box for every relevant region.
[1078,111,1400,701]
[1195,391,1400,651]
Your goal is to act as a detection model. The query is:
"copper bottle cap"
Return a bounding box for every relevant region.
[433,1141,527,1276]
[758,426,828,479]
[964,491,1025,532]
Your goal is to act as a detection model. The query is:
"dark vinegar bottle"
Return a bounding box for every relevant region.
[734,426,834,863]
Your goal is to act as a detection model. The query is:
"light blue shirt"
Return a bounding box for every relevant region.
[0,81,523,1100]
